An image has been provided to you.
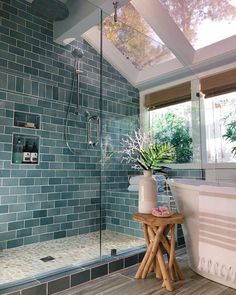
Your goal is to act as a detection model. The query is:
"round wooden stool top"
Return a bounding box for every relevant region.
[133,212,184,226]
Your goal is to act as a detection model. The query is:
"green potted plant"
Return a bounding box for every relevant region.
[121,129,175,172]
[121,130,175,213]
[137,143,175,172]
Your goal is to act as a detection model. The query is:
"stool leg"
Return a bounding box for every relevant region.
[135,240,153,279]
[143,224,150,246]
[155,254,162,279]
[161,235,184,281]
[141,225,165,279]
[150,227,162,279]
[148,226,161,277]
[144,224,155,274]
[168,224,175,280]
[157,248,173,291]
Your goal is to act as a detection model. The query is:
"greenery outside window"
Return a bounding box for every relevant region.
[204,91,236,163]
[146,69,236,166]
[150,101,193,164]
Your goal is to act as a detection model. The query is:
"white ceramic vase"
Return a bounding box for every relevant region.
[138,169,157,213]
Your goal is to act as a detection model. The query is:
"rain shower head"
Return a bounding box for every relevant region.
[71,47,84,59]
[31,0,69,21]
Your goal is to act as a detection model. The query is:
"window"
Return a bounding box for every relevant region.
[150,93,236,165]
[147,69,236,166]
[204,91,236,163]
[150,101,193,163]
[103,3,174,70]
[159,0,236,49]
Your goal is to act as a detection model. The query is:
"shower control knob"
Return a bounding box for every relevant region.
[76,69,83,74]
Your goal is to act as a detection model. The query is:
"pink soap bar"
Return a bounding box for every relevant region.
[152,206,173,217]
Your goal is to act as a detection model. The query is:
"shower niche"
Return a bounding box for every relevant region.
[12,134,39,165]
[14,111,40,129]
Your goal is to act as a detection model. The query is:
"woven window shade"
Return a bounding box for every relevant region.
[201,68,236,98]
[144,82,191,110]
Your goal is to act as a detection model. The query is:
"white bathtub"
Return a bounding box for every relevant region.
[167,178,236,289]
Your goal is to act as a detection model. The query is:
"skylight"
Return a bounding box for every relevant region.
[57,0,236,90]
[159,0,236,49]
[103,3,174,70]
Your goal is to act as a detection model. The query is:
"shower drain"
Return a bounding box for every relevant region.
[40,256,55,262]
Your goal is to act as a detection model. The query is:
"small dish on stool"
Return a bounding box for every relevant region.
[152,206,173,217]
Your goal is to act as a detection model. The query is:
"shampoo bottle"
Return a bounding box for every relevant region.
[22,141,31,163]
[30,142,38,164]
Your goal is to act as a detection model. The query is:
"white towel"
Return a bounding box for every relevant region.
[198,185,236,286]
[129,175,143,185]
[128,185,139,191]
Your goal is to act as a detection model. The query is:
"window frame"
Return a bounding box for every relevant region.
[140,72,236,170]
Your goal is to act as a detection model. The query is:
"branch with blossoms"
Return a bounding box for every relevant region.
[120,129,175,171]
[120,129,153,170]
[100,135,114,168]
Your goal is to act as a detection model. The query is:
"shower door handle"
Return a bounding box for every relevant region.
[87,115,100,147]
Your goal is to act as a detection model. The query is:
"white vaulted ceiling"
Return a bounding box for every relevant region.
[51,0,236,90]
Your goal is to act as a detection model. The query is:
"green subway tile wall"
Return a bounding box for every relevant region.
[0,0,140,249]
[104,190,143,238]
[167,169,205,179]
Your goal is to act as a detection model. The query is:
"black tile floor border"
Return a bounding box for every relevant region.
[48,276,70,295]
[2,245,186,295]
[71,269,90,287]
[108,258,124,273]
[21,284,47,295]
[0,280,39,295]
[91,264,108,280]
[125,254,139,268]
[2,248,147,295]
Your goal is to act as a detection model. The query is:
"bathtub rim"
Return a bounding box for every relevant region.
[166,178,236,197]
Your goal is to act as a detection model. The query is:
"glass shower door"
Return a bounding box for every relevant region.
[99,10,146,258]
[0,1,104,287]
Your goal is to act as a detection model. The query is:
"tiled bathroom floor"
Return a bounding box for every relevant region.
[0,230,144,285]
[59,250,235,295]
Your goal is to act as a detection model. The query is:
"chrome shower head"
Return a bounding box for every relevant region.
[71,47,84,59]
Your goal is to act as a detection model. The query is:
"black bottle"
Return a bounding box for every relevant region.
[30,142,38,164]
[22,141,31,163]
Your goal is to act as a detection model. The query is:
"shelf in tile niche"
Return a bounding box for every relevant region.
[14,111,40,129]
[12,134,39,164]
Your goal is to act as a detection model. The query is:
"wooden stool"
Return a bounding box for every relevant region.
[133,212,184,291]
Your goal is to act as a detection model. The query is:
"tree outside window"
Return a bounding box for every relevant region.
[204,92,236,163]
[150,102,193,163]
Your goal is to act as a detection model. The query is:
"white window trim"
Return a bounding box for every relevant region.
[140,68,236,170]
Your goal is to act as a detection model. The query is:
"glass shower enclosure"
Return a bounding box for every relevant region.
[0,1,144,289]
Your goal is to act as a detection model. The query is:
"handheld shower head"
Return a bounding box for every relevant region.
[71,47,84,59]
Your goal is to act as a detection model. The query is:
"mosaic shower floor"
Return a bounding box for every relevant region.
[0,230,144,285]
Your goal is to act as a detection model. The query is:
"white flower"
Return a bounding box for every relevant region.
[120,129,152,170]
